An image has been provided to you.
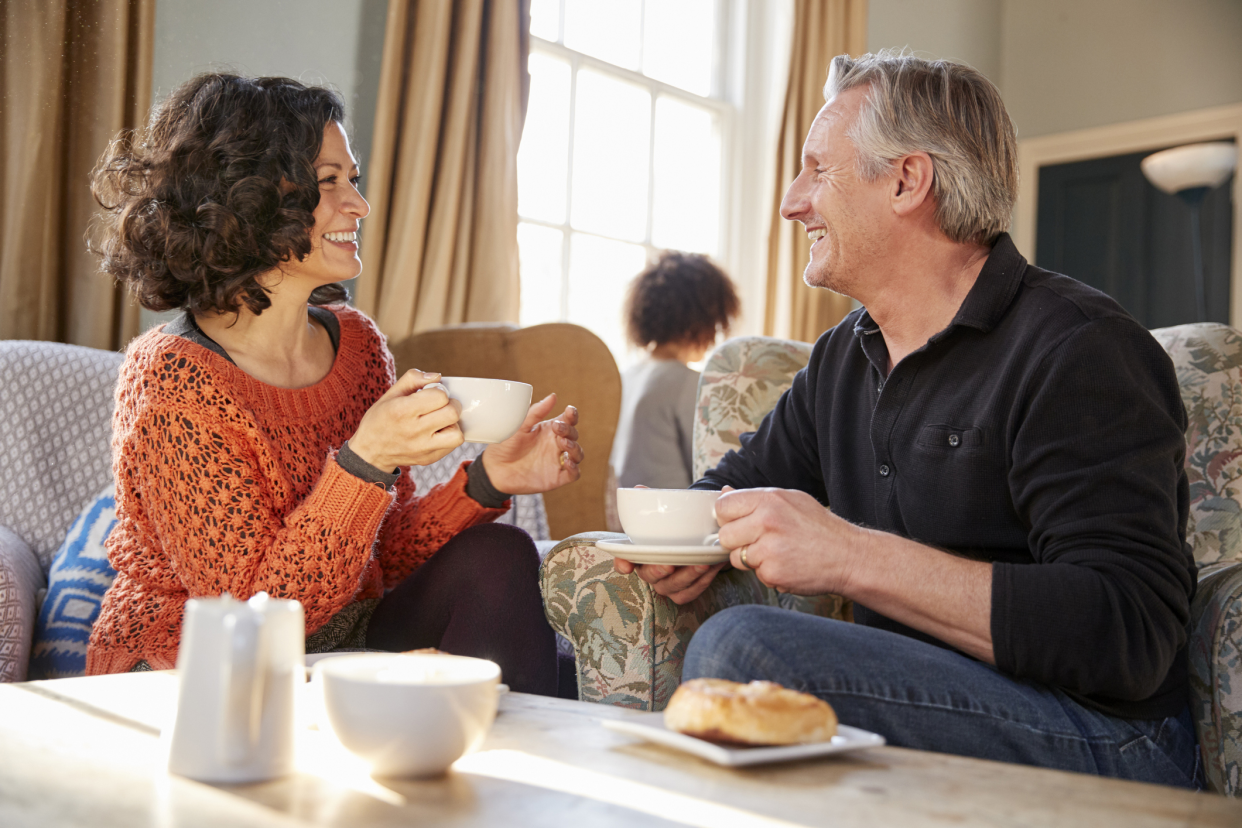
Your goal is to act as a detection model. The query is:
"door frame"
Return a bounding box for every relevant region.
[1014,103,1242,327]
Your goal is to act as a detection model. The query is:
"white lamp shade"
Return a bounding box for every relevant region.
[1140,142,1237,195]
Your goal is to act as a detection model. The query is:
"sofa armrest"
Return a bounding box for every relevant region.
[1189,561,1242,796]
[0,526,46,682]
[540,533,777,710]
[540,534,855,711]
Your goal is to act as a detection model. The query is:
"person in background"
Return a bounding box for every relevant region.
[85,73,584,695]
[611,252,741,491]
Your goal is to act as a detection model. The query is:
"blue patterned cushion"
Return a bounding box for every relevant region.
[29,486,118,679]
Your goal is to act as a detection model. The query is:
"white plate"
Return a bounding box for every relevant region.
[595,538,731,565]
[601,712,885,767]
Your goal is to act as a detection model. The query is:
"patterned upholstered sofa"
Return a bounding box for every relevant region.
[0,339,549,684]
[541,324,1242,796]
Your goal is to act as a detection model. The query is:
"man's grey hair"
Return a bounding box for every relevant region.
[824,50,1018,245]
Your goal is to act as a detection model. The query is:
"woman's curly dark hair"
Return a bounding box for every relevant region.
[623,251,741,351]
[90,73,349,315]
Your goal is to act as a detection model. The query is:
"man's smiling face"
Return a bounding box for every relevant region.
[779,85,893,298]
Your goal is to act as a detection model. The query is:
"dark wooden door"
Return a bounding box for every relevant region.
[1035,146,1233,329]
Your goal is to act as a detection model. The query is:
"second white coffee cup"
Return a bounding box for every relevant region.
[616,488,722,547]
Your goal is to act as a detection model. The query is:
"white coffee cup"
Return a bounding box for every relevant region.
[616,488,723,547]
[313,652,504,777]
[167,593,304,784]
[437,377,533,444]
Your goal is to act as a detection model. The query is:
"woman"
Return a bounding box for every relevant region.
[611,251,740,489]
[85,74,583,695]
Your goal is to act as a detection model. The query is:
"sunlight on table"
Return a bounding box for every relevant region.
[455,748,804,828]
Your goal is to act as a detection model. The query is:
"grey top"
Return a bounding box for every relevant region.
[611,358,699,489]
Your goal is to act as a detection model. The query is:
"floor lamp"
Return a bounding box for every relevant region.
[1140,142,1237,323]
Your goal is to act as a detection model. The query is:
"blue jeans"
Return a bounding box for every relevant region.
[683,605,1202,789]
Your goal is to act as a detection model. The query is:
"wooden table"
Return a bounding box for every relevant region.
[0,672,1238,827]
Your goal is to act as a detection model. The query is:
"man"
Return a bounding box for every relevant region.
[613,51,1199,787]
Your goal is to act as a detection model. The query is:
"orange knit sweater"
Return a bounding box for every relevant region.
[86,305,506,675]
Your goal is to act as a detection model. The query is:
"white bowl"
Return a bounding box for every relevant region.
[616,488,722,547]
[313,653,502,777]
[439,377,532,444]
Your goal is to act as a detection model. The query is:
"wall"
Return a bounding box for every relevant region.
[1000,0,1242,139]
[867,0,1242,140]
[143,0,386,329]
[867,0,1003,85]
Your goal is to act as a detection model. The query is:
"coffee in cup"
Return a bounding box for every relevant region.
[616,487,722,547]
[437,377,533,444]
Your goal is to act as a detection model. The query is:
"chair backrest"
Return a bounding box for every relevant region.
[1150,322,1242,575]
[693,336,814,480]
[0,341,124,571]
[390,322,622,539]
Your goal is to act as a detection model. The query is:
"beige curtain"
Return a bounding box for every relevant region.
[0,0,153,349]
[357,0,530,340]
[765,0,867,343]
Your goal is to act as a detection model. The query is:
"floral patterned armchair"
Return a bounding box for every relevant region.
[1150,323,1242,795]
[540,325,1242,795]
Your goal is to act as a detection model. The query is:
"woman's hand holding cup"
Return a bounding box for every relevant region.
[348,369,465,470]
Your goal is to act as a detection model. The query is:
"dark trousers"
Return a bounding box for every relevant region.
[366,522,565,697]
[685,605,1202,788]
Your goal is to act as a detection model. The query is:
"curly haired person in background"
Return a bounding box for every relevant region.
[610,252,740,490]
[85,73,583,695]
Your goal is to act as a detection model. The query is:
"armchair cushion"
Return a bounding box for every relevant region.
[1150,323,1242,573]
[1189,562,1242,795]
[0,341,123,570]
[29,486,118,680]
[692,336,815,480]
[0,528,45,682]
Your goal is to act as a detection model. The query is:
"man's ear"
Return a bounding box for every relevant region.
[890,152,934,217]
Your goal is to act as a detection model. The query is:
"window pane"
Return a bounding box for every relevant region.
[571,69,651,242]
[642,0,715,96]
[518,53,571,224]
[563,0,641,71]
[529,0,560,41]
[567,232,647,362]
[518,223,565,328]
[651,97,720,255]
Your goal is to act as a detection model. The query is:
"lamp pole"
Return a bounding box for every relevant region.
[1178,186,1210,323]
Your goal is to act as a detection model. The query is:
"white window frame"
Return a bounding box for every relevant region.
[520,0,736,323]
[519,0,793,342]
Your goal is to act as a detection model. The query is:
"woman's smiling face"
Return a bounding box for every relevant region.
[283,121,370,287]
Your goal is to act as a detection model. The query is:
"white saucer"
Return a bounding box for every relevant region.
[601,713,885,767]
[595,538,731,565]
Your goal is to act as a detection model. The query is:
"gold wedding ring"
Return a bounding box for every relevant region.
[738,545,750,570]
[558,451,568,469]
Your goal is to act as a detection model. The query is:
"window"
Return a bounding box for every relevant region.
[517,0,731,363]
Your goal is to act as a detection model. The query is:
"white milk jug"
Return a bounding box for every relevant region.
[167,593,304,783]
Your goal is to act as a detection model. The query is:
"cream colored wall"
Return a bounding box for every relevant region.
[867,0,1003,84]
[867,0,1242,140]
[1001,0,1242,139]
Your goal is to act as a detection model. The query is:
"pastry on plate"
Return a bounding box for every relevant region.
[664,678,838,746]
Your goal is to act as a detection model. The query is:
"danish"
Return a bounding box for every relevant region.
[664,678,838,745]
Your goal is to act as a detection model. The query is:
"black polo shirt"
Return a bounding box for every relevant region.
[697,234,1195,720]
